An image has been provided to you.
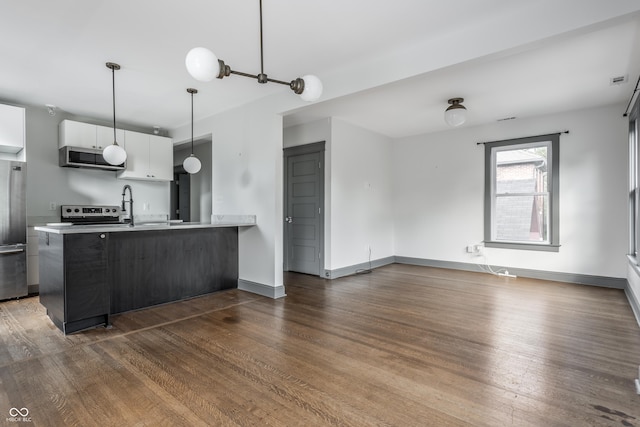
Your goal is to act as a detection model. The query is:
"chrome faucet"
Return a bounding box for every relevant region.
[121,184,134,227]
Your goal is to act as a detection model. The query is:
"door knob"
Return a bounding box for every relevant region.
[285,216,293,223]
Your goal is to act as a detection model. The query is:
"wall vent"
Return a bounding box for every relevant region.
[610,75,628,85]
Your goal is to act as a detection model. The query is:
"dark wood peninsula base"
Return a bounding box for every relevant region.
[38,226,239,334]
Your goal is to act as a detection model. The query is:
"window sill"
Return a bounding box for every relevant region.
[484,241,560,252]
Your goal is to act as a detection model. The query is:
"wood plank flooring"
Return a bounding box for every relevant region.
[0,264,639,426]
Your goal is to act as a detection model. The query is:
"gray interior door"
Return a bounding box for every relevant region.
[284,143,324,276]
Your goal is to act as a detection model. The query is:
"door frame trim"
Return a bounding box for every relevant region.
[283,141,326,276]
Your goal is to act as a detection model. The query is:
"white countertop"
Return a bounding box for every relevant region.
[35,217,256,235]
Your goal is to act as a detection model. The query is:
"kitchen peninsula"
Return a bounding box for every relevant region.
[35,218,255,334]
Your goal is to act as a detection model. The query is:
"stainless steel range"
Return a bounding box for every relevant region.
[61,205,122,225]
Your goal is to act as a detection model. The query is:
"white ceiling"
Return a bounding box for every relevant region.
[1,1,639,139]
[284,17,640,138]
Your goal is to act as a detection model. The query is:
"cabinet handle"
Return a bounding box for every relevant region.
[100,234,106,239]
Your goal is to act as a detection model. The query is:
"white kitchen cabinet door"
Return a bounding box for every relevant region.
[0,104,25,154]
[148,135,173,181]
[118,131,149,179]
[117,131,173,181]
[59,120,97,149]
[96,125,125,151]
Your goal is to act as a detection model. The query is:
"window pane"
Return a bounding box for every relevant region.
[495,194,549,243]
[496,146,548,194]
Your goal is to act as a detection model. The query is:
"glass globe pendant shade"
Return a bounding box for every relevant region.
[186,47,220,82]
[103,143,127,165]
[444,99,467,127]
[299,75,323,102]
[183,154,201,174]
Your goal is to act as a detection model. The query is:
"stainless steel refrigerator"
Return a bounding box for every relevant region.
[0,160,27,300]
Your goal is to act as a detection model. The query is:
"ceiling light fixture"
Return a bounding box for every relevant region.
[183,88,202,174]
[185,0,323,102]
[444,97,467,127]
[103,62,127,166]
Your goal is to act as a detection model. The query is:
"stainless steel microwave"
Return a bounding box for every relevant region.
[59,146,126,171]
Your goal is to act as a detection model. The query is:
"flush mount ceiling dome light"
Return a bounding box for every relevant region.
[183,88,202,174]
[444,97,467,127]
[185,0,323,102]
[103,62,127,166]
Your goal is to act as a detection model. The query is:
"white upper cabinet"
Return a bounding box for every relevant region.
[117,131,173,181]
[0,104,26,154]
[60,120,124,150]
[59,120,96,149]
[58,120,173,181]
[96,125,125,150]
[148,135,173,181]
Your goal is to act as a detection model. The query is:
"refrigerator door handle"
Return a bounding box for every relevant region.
[0,247,25,255]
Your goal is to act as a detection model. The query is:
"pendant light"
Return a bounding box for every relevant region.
[185,0,322,102]
[183,88,201,174]
[103,62,127,165]
[444,97,467,127]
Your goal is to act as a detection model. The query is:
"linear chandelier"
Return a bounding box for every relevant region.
[185,0,323,102]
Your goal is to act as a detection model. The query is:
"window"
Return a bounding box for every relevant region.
[484,134,560,251]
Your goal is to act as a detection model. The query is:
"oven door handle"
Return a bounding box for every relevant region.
[0,247,25,255]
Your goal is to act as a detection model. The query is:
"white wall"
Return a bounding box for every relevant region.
[329,119,394,270]
[393,103,628,278]
[25,106,170,225]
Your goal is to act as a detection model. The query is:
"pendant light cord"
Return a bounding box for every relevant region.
[259,0,264,76]
[112,66,116,143]
[191,90,194,154]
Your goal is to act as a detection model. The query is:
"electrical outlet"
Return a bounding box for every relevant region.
[467,244,483,255]
[48,202,56,211]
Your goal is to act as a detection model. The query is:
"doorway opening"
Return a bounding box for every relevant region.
[283,141,325,277]
[172,137,213,223]
[171,167,191,221]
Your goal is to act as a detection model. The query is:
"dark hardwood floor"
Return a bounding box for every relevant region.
[1,264,639,426]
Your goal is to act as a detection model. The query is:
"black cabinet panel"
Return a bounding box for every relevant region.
[39,233,64,322]
[39,227,239,333]
[38,232,109,334]
[109,227,238,314]
[64,233,109,322]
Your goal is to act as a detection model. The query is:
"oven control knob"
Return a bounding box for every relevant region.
[74,208,80,213]
[66,208,72,213]
[105,209,110,213]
